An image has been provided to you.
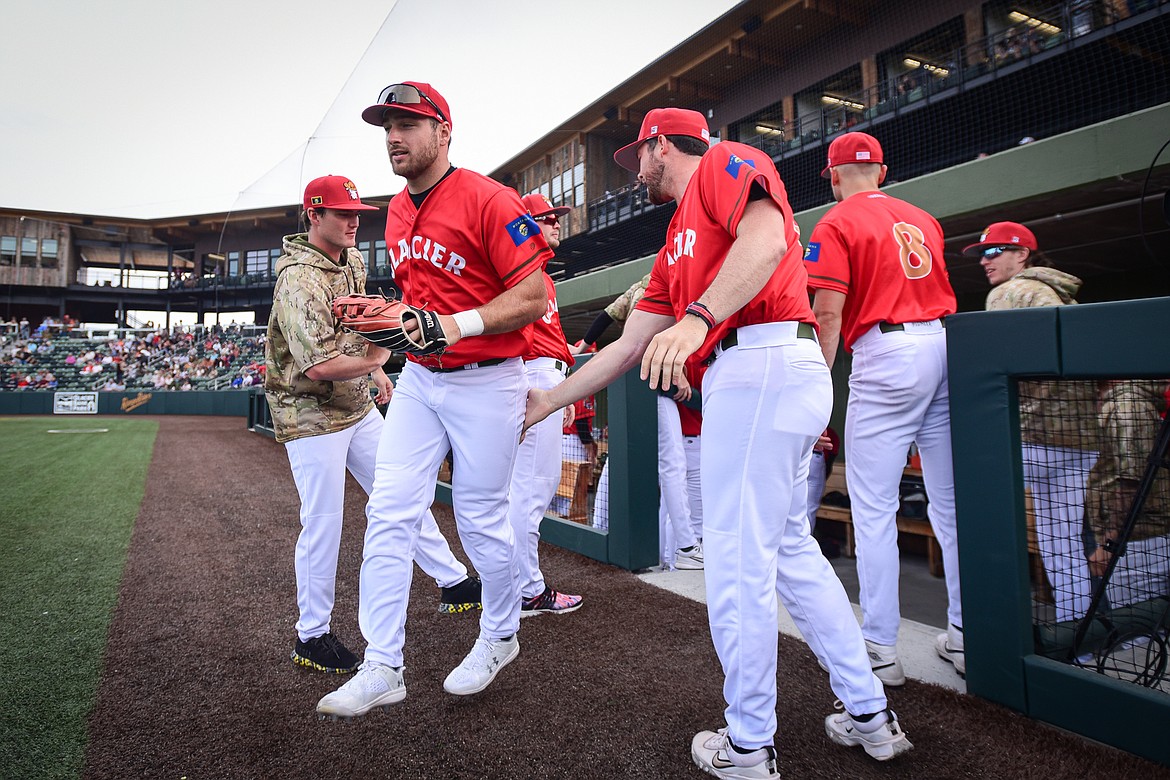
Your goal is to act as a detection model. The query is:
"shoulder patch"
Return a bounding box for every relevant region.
[724,153,757,179]
[505,214,541,247]
[804,241,821,262]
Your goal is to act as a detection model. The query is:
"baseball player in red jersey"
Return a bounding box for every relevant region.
[509,192,582,616]
[525,109,911,777]
[268,176,482,676]
[317,82,552,719]
[805,132,964,681]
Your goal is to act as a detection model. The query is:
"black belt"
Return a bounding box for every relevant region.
[706,322,816,365]
[718,322,817,352]
[879,319,946,333]
[423,357,507,373]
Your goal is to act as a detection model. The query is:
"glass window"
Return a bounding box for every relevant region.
[42,239,58,258]
[269,248,281,274]
[244,250,267,275]
[21,237,37,259]
[227,251,239,276]
[359,241,371,269]
[374,240,386,268]
[1,236,16,265]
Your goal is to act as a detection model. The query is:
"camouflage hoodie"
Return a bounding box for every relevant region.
[264,234,374,443]
[986,266,1099,450]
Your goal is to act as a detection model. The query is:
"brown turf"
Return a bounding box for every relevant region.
[82,416,1170,779]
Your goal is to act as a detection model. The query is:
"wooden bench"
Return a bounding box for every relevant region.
[553,460,592,524]
[813,469,945,577]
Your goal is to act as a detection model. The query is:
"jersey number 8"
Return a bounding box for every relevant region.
[892,222,933,280]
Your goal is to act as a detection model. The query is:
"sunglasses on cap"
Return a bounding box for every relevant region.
[981,245,1023,258]
[533,214,559,225]
[375,84,447,123]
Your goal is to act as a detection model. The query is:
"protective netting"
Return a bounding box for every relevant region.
[1025,377,1170,690]
[549,0,1170,280]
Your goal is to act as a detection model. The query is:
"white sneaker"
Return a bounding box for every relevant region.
[824,704,913,761]
[675,543,704,570]
[691,728,779,779]
[864,640,906,686]
[442,635,519,695]
[316,662,405,719]
[935,623,966,676]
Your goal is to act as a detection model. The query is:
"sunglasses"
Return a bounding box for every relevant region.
[533,214,559,225]
[375,84,447,123]
[981,245,1022,258]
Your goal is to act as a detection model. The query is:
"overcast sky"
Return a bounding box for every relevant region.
[0,0,738,219]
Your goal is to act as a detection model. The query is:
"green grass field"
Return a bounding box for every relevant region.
[0,417,157,780]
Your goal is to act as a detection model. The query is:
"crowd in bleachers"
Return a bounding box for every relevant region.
[0,319,266,392]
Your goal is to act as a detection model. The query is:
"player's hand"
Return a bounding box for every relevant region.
[671,375,692,402]
[1088,544,1113,577]
[641,316,706,392]
[403,313,464,348]
[371,371,394,405]
[524,387,557,438]
[568,340,586,355]
[813,430,834,453]
[562,403,576,429]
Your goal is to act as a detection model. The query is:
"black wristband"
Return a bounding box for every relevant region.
[685,302,716,329]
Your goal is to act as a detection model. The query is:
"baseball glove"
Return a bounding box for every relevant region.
[331,293,449,356]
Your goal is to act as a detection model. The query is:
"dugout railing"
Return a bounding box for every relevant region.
[948,295,1170,766]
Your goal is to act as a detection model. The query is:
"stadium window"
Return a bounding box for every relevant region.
[227,251,239,276]
[359,241,372,270]
[20,237,37,261]
[374,240,386,269]
[269,248,281,274]
[244,249,267,275]
[1,236,15,265]
[41,238,58,268]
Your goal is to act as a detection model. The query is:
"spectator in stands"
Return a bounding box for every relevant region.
[964,221,1100,623]
[18,316,29,338]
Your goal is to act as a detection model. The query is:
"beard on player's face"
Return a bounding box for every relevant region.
[388,125,441,179]
[639,155,670,205]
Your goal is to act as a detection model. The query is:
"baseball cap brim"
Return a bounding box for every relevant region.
[614,139,644,172]
[539,205,571,217]
[961,241,1001,256]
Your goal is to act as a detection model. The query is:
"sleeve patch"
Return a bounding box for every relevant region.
[804,241,821,262]
[505,214,541,247]
[724,154,757,179]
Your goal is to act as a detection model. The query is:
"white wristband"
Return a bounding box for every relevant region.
[451,309,484,338]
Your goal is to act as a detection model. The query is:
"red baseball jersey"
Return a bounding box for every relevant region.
[678,402,702,437]
[563,396,596,435]
[525,272,574,364]
[385,168,551,368]
[634,141,816,363]
[804,191,956,352]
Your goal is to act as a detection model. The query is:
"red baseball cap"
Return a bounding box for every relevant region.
[302,175,379,211]
[962,221,1038,256]
[613,108,712,172]
[521,193,570,219]
[821,132,885,177]
[361,82,452,127]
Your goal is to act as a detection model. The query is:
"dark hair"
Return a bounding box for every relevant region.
[646,134,709,158]
[298,208,325,230]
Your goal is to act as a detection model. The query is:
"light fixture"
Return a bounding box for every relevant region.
[820,95,865,111]
[902,57,949,77]
[754,124,784,137]
[1008,10,1061,35]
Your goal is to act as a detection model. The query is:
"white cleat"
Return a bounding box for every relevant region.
[316,662,406,720]
[864,639,906,686]
[443,635,519,696]
[825,704,913,761]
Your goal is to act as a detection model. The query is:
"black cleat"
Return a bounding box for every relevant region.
[291,632,360,674]
[439,575,483,614]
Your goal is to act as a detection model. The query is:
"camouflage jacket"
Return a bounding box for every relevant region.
[1084,380,1170,547]
[604,273,651,323]
[986,266,1099,449]
[264,234,374,443]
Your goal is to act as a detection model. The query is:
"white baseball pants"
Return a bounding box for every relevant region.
[845,322,962,646]
[594,458,610,531]
[508,359,566,599]
[659,394,697,559]
[1022,443,1097,622]
[702,323,885,751]
[358,359,526,668]
[684,433,703,541]
[805,450,827,531]
[284,406,468,642]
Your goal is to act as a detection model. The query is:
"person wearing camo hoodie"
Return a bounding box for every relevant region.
[266,175,481,676]
[964,221,1101,623]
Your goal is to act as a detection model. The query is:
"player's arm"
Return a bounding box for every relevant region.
[811,289,847,369]
[526,309,676,432]
[641,195,786,391]
[305,347,391,382]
